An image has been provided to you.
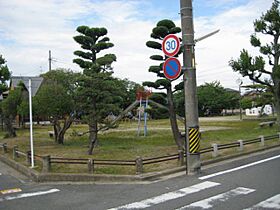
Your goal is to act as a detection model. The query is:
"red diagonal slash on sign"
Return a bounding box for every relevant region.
[166,62,177,74]
[163,57,181,80]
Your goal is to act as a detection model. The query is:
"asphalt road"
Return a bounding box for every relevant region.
[1,148,280,210]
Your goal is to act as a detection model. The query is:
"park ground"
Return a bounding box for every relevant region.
[0,115,279,175]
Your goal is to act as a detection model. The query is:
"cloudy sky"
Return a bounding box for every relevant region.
[0,0,274,90]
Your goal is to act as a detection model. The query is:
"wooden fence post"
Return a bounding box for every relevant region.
[88,159,94,174]
[42,155,51,173]
[13,145,19,159]
[178,150,184,166]
[237,140,244,151]
[259,135,265,147]
[135,156,143,174]
[3,143,7,153]
[212,144,218,158]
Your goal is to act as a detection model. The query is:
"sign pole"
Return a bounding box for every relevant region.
[180,0,201,174]
[28,79,35,168]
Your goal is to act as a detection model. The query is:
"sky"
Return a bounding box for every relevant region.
[0,0,274,91]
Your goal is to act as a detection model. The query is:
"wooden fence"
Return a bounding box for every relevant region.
[0,133,279,174]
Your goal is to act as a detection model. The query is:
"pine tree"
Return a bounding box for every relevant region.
[73,26,122,155]
[230,0,280,126]
[143,20,184,150]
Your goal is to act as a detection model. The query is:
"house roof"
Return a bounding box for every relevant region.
[10,76,44,97]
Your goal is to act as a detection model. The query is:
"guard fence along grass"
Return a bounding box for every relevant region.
[0,116,279,175]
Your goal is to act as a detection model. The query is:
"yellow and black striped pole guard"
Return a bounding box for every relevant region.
[188,127,200,154]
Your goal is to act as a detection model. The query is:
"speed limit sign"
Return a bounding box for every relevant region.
[162,34,180,57]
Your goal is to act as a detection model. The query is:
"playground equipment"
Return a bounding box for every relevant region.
[85,88,185,136]
[136,89,152,136]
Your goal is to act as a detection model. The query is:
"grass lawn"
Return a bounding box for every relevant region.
[0,116,279,174]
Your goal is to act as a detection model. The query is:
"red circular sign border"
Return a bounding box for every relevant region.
[163,57,182,80]
[162,34,180,57]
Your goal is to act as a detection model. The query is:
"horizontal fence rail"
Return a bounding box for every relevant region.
[0,133,279,174]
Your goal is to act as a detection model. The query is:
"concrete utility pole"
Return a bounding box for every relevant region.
[180,0,201,174]
[48,50,52,71]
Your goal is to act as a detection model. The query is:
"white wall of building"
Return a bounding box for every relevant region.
[245,104,273,116]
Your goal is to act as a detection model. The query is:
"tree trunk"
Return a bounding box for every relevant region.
[166,87,184,150]
[273,83,280,131]
[88,122,98,155]
[273,34,280,130]
[4,115,16,137]
[53,116,74,144]
[53,122,59,143]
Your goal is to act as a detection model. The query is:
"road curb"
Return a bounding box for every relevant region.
[1,144,280,183]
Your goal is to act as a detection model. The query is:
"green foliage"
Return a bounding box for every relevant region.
[152,26,169,38]
[146,41,162,50]
[173,90,185,117]
[150,55,164,61]
[197,81,239,116]
[73,25,116,74]
[250,34,261,47]
[155,79,171,89]
[241,84,274,109]
[240,97,253,109]
[2,88,22,118]
[174,82,239,117]
[148,93,169,119]
[76,73,124,123]
[157,19,176,30]
[144,19,182,89]
[17,99,29,118]
[73,25,123,153]
[174,81,184,91]
[229,0,280,124]
[144,19,184,149]
[35,69,79,144]
[254,0,280,34]
[0,55,11,94]
[229,0,280,87]
[35,83,73,118]
[113,79,141,109]
[230,50,266,80]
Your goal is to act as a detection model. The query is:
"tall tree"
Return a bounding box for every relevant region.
[34,69,78,144]
[1,85,24,137]
[73,25,121,155]
[0,55,11,95]
[0,54,13,136]
[229,0,280,125]
[143,19,184,150]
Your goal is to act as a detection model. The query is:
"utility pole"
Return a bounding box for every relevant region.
[48,50,52,71]
[180,0,201,174]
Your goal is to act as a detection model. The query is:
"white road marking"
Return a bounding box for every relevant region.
[199,154,280,180]
[244,194,280,210]
[176,187,255,210]
[108,181,220,210]
[0,188,60,202]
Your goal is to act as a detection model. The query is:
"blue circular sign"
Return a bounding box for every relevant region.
[163,58,182,80]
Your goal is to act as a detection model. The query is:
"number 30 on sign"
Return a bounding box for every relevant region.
[162,34,180,57]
